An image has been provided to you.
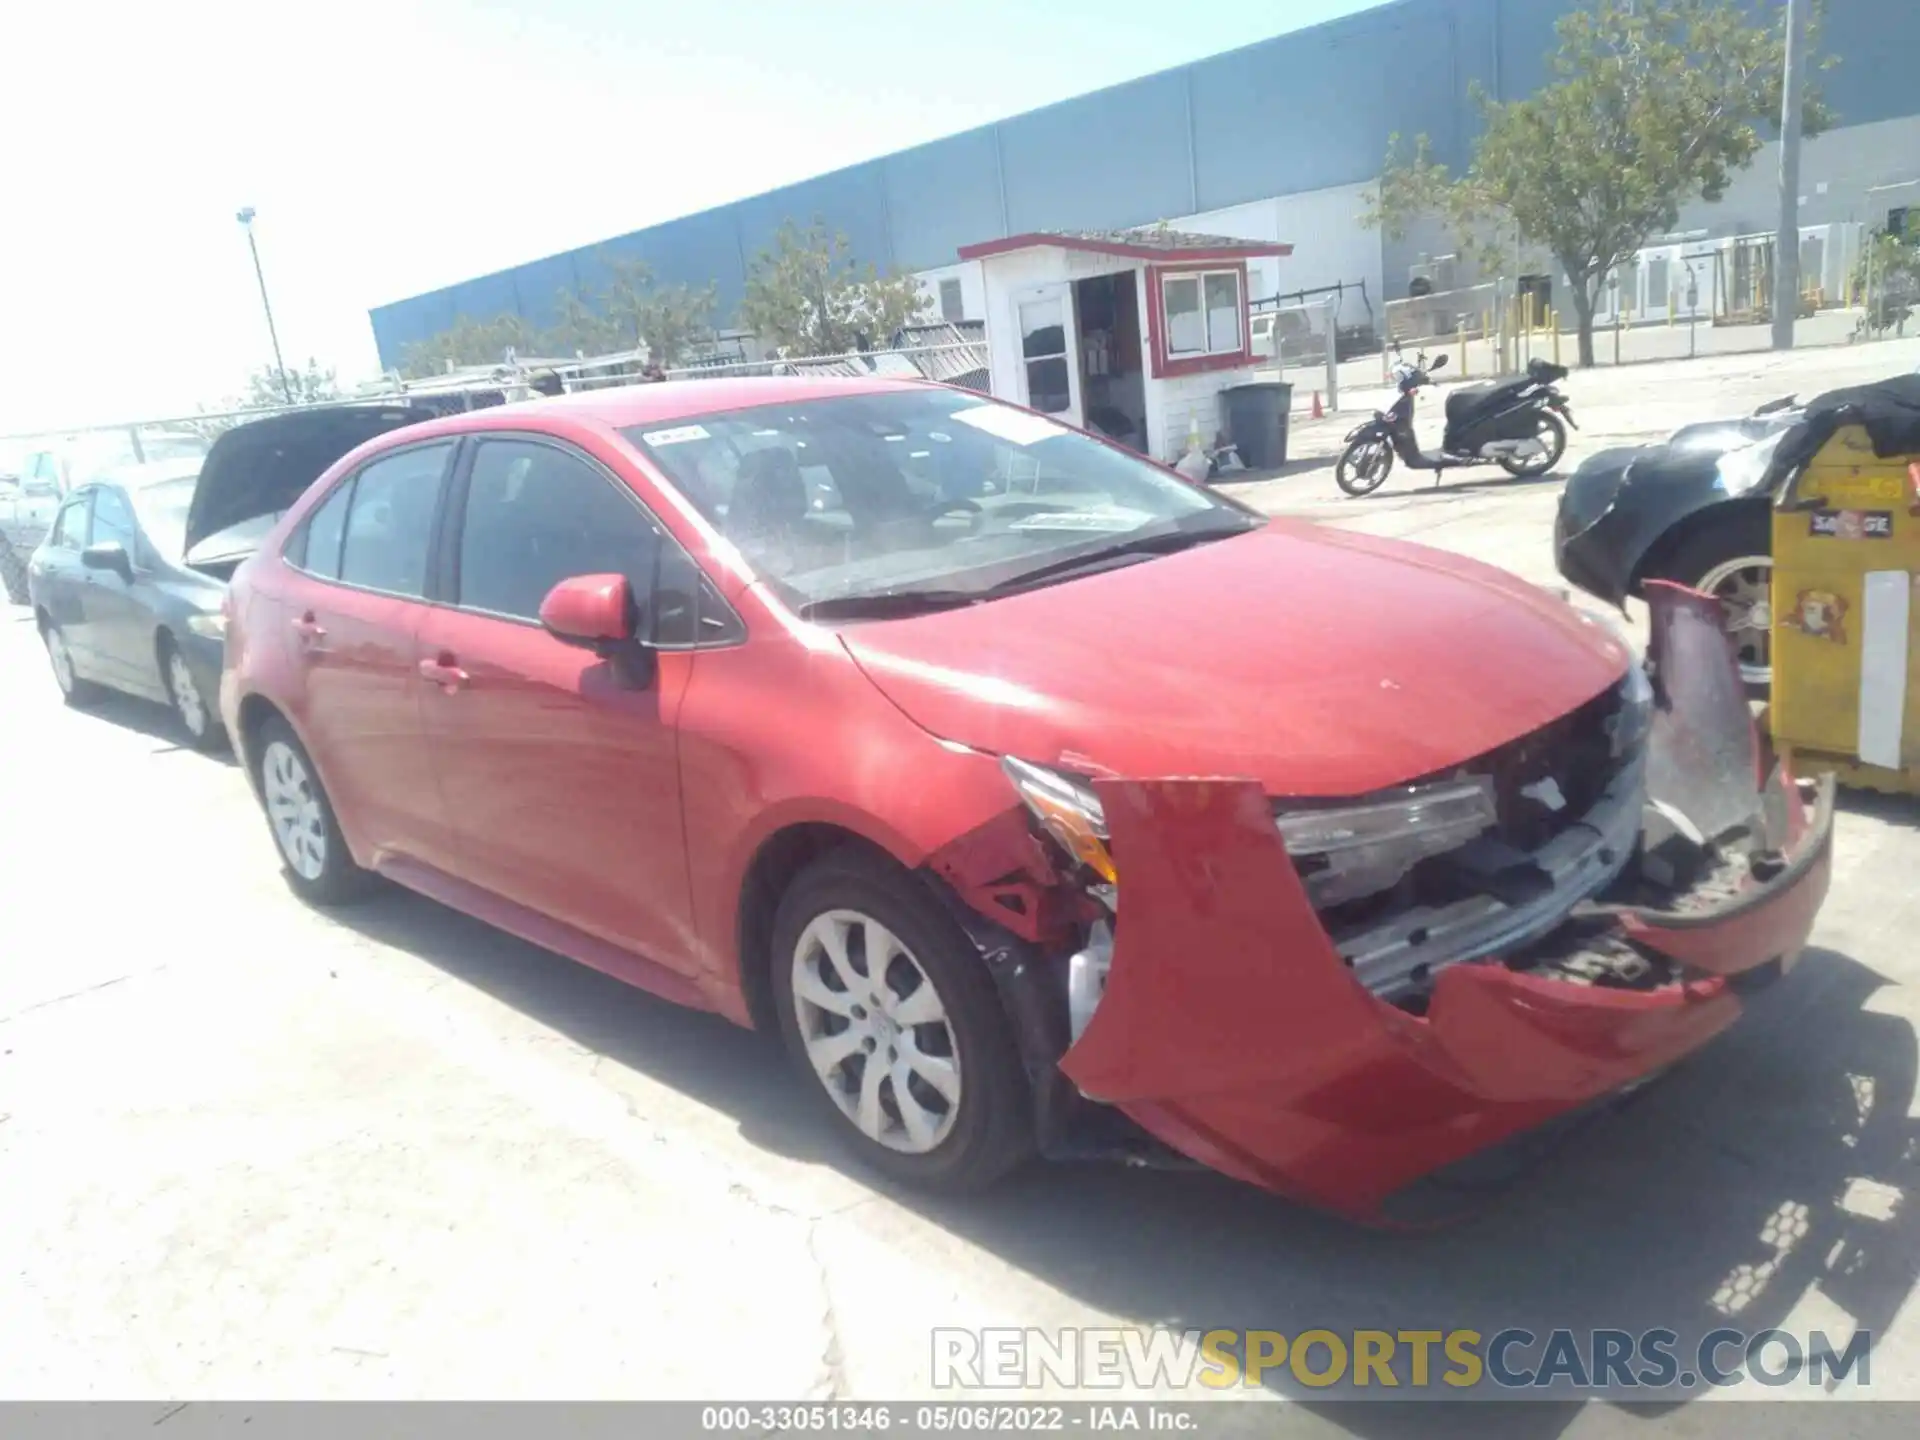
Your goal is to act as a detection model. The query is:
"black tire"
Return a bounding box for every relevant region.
[1498,412,1569,477]
[1336,435,1395,496]
[1641,503,1774,696]
[770,850,1034,1192]
[40,616,103,707]
[0,540,27,605]
[252,715,376,906]
[158,633,226,752]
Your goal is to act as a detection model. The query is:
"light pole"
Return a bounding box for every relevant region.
[1772,0,1810,350]
[237,207,293,403]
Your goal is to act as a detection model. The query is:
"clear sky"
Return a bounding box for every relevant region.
[1,0,1374,432]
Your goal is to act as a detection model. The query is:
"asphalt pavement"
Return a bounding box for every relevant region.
[4,338,1920,1428]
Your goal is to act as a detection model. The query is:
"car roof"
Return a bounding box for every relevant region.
[396,374,934,441]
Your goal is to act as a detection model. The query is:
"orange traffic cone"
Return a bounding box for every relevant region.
[1311,390,1325,419]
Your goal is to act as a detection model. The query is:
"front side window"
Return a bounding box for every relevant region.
[1162,269,1244,357]
[91,487,138,554]
[457,439,666,623]
[50,495,90,549]
[624,388,1259,619]
[336,443,452,597]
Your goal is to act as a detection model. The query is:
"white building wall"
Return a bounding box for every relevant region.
[914,261,988,323]
[1175,181,1384,305]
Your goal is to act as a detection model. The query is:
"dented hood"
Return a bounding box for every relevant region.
[838,521,1629,797]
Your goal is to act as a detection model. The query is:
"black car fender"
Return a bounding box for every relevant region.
[1554,445,1742,608]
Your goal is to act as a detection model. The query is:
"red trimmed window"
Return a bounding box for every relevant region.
[1146,262,1252,378]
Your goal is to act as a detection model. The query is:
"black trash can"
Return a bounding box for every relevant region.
[1220,381,1292,470]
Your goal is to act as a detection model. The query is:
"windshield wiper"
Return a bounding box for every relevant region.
[979,522,1250,597]
[799,589,985,621]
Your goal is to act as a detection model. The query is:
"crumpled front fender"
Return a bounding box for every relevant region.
[1056,587,1835,1223]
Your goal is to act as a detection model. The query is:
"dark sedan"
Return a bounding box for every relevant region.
[26,458,233,747]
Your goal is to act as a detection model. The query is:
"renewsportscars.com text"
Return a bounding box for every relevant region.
[932,1326,1871,1393]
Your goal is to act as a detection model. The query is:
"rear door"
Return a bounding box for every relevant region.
[278,439,460,871]
[412,434,701,973]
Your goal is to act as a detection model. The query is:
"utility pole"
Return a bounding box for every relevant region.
[237,207,294,403]
[1772,0,1809,350]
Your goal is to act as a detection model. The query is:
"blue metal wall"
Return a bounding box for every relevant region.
[369,0,1919,368]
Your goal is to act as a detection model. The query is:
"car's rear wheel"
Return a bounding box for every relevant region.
[41,619,102,707]
[1645,506,1773,694]
[253,717,374,906]
[160,635,223,751]
[771,851,1032,1192]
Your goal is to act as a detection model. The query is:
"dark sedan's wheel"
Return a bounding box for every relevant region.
[1646,506,1773,694]
[0,540,28,605]
[1499,413,1568,477]
[771,850,1033,1192]
[253,716,374,906]
[41,618,102,707]
[160,635,224,752]
[1336,436,1395,496]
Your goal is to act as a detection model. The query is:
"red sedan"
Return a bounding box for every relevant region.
[214,378,1832,1223]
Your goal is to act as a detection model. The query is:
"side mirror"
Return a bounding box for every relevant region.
[539,573,655,686]
[82,541,133,582]
[1428,353,1449,372]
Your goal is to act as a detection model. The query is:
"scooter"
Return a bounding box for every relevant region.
[1336,350,1577,497]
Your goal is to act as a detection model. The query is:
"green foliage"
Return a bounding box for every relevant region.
[738,218,930,358]
[246,358,341,408]
[395,255,717,379]
[1366,0,1834,366]
[1855,219,1920,335]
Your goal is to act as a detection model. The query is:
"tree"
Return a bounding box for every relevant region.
[1366,0,1834,367]
[246,358,341,408]
[738,218,929,357]
[547,257,719,368]
[398,313,541,379]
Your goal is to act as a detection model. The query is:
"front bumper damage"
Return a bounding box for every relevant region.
[955,585,1836,1224]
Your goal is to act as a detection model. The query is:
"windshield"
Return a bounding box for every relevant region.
[131,475,199,562]
[622,389,1257,616]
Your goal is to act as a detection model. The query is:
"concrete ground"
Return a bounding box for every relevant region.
[5,339,1920,1430]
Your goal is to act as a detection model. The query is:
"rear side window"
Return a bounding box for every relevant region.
[294,479,355,580]
[336,443,452,597]
[455,439,664,622]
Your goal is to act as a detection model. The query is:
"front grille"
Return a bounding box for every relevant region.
[1465,682,1632,850]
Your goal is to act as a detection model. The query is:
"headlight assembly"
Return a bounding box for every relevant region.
[1712,426,1791,498]
[1001,757,1116,886]
[1272,777,1497,908]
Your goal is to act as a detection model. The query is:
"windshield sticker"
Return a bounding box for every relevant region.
[641,424,711,447]
[950,405,1069,447]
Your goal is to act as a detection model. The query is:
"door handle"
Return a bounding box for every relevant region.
[418,656,470,692]
[291,613,327,642]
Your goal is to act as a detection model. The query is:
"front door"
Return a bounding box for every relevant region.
[80,485,159,696]
[414,435,698,975]
[1013,284,1082,429]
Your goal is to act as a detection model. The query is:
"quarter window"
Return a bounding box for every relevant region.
[336,444,452,597]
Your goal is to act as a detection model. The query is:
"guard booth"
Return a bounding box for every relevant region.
[1767,376,1920,794]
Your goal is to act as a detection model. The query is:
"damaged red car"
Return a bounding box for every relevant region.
[218,377,1834,1224]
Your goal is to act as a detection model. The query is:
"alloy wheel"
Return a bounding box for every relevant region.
[261,739,328,880]
[168,651,209,737]
[790,908,963,1155]
[1697,554,1772,688]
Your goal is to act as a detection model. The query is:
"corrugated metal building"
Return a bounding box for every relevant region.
[368,0,1920,370]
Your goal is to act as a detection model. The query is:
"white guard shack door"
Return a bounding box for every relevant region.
[1013,285,1082,429]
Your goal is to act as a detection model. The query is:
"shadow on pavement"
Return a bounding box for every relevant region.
[67,688,238,766]
[326,875,1919,1433]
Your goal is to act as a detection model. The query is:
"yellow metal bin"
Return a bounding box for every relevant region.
[1769,414,1920,795]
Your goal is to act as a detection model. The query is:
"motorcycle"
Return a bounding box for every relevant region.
[1336,351,1577,497]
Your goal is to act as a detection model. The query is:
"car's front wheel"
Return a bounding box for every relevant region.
[253,717,374,906]
[771,851,1033,1192]
[1646,505,1773,694]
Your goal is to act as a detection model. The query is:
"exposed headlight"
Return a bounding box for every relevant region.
[1273,777,1497,908]
[186,612,228,640]
[1001,757,1116,886]
[1564,600,1654,759]
[1712,426,1791,498]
